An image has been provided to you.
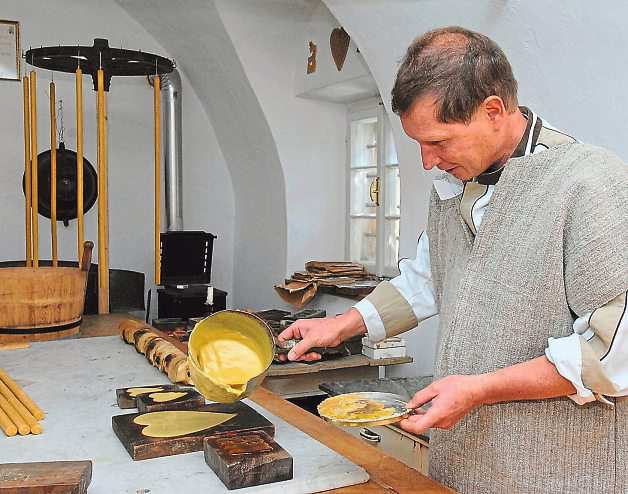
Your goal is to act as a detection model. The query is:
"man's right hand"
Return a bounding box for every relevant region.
[277,308,367,361]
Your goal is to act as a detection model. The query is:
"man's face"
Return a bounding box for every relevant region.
[400,94,502,181]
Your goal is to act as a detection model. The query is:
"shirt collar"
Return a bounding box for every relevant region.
[475,107,540,185]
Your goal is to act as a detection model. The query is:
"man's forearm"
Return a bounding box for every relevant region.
[478,356,577,405]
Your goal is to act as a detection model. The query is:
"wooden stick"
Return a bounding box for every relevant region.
[0,368,44,420]
[49,81,58,267]
[23,75,32,267]
[96,68,109,313]
[0,395,30,435]
[29,71,39,268]
[0,379,40,431]
[0,406,17,437]
[76,68,84,261]
[154,74,161,285]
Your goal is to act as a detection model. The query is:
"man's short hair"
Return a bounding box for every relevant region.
[391,26,518,122]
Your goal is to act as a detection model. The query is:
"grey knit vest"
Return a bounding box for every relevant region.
[426,143,628,494]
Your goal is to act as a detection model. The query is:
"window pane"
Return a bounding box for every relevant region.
[350,117,377,168]
[384,165,400,217]
[384,218,400,271]
[351,168,378,215]
[384,122,398,165]
[350,218,377,265]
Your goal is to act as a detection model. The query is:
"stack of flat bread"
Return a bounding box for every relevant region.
[119,320,192,385]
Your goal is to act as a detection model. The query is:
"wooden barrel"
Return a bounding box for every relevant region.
[0,242,93,343]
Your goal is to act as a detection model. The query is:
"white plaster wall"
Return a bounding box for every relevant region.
[213,0,348,278]
[325,0,628,377]
[0,0,234,302]
[117,0,288,311]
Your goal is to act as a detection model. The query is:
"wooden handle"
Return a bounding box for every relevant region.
[0,395,30,435]
[80,241,94,272]
[0,368,44,420]
[0,406,17,437]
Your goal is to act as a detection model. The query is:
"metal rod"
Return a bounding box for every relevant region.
[154,74,161,285]
[22,75,32,267]
[29,71,39,269]
[96,68,109,313]
[49,81,58,267]
[75,68,84,261]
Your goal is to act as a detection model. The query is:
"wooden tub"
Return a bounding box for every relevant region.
[0,241,93,343]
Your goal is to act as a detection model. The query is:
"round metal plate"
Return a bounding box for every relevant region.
[318,392,411,427]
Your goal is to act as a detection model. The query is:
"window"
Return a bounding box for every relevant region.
[347,99,400,277]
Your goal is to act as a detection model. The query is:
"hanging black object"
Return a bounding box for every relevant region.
[22,142,98,226]
[25,38,174,91]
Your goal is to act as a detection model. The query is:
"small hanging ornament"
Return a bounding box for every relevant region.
[330,27,350,71]
[307,41,317,74]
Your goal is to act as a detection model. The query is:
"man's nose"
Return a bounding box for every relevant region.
[420,144,437,170]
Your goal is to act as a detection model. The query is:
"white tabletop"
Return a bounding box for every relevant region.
[0,336,369,493]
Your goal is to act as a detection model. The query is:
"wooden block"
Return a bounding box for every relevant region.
[204,431,293,490]
[136,388,204,413]
[112,401,274,460]
[0,460,92,494]
[116,384,189,409]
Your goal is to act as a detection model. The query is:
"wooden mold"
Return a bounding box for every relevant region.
[112,401,274,461]
[136,389,204,413]
[0,460,92,494]
[116,384,192,409]
[204,430,293,490]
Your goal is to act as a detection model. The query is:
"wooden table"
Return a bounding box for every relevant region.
[78,314,451,493]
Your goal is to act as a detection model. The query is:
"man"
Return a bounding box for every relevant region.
[279,27,628,493]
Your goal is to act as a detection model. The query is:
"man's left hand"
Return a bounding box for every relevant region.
[399,374,487,435]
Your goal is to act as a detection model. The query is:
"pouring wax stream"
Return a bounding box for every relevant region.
[196,328,266,399]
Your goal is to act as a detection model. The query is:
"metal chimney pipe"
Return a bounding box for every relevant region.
[157,69,183,231]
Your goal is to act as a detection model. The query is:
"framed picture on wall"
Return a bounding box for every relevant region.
[0,20,20,81]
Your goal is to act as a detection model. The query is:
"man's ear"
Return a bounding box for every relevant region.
[483,96,507,122]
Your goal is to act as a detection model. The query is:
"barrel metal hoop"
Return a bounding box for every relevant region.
[0,318,82,335]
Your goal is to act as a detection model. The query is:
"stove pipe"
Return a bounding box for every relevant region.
[158,69,184,231]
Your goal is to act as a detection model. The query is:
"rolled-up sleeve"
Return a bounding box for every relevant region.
[354,232,438,342]
[546,291,628,405]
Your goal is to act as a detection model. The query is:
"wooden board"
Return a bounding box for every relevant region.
[0,461,92,494]
[136,388,204,413]
[115,384,194,409]
[204,430,293,490]
[112,401,275,461]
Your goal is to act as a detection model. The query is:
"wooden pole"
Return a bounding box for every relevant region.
[22,75,32,267]
[75,68,84,261]
[49,81,58,267]
[154,75,161,286]
[96,68,109,313]
[29,71,39,269]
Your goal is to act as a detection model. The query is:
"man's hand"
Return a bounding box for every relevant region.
[399,374,487,435]
[278,308,367,361]
[399,356,578,436]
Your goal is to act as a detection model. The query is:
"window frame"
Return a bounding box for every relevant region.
[345,98,400,278]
